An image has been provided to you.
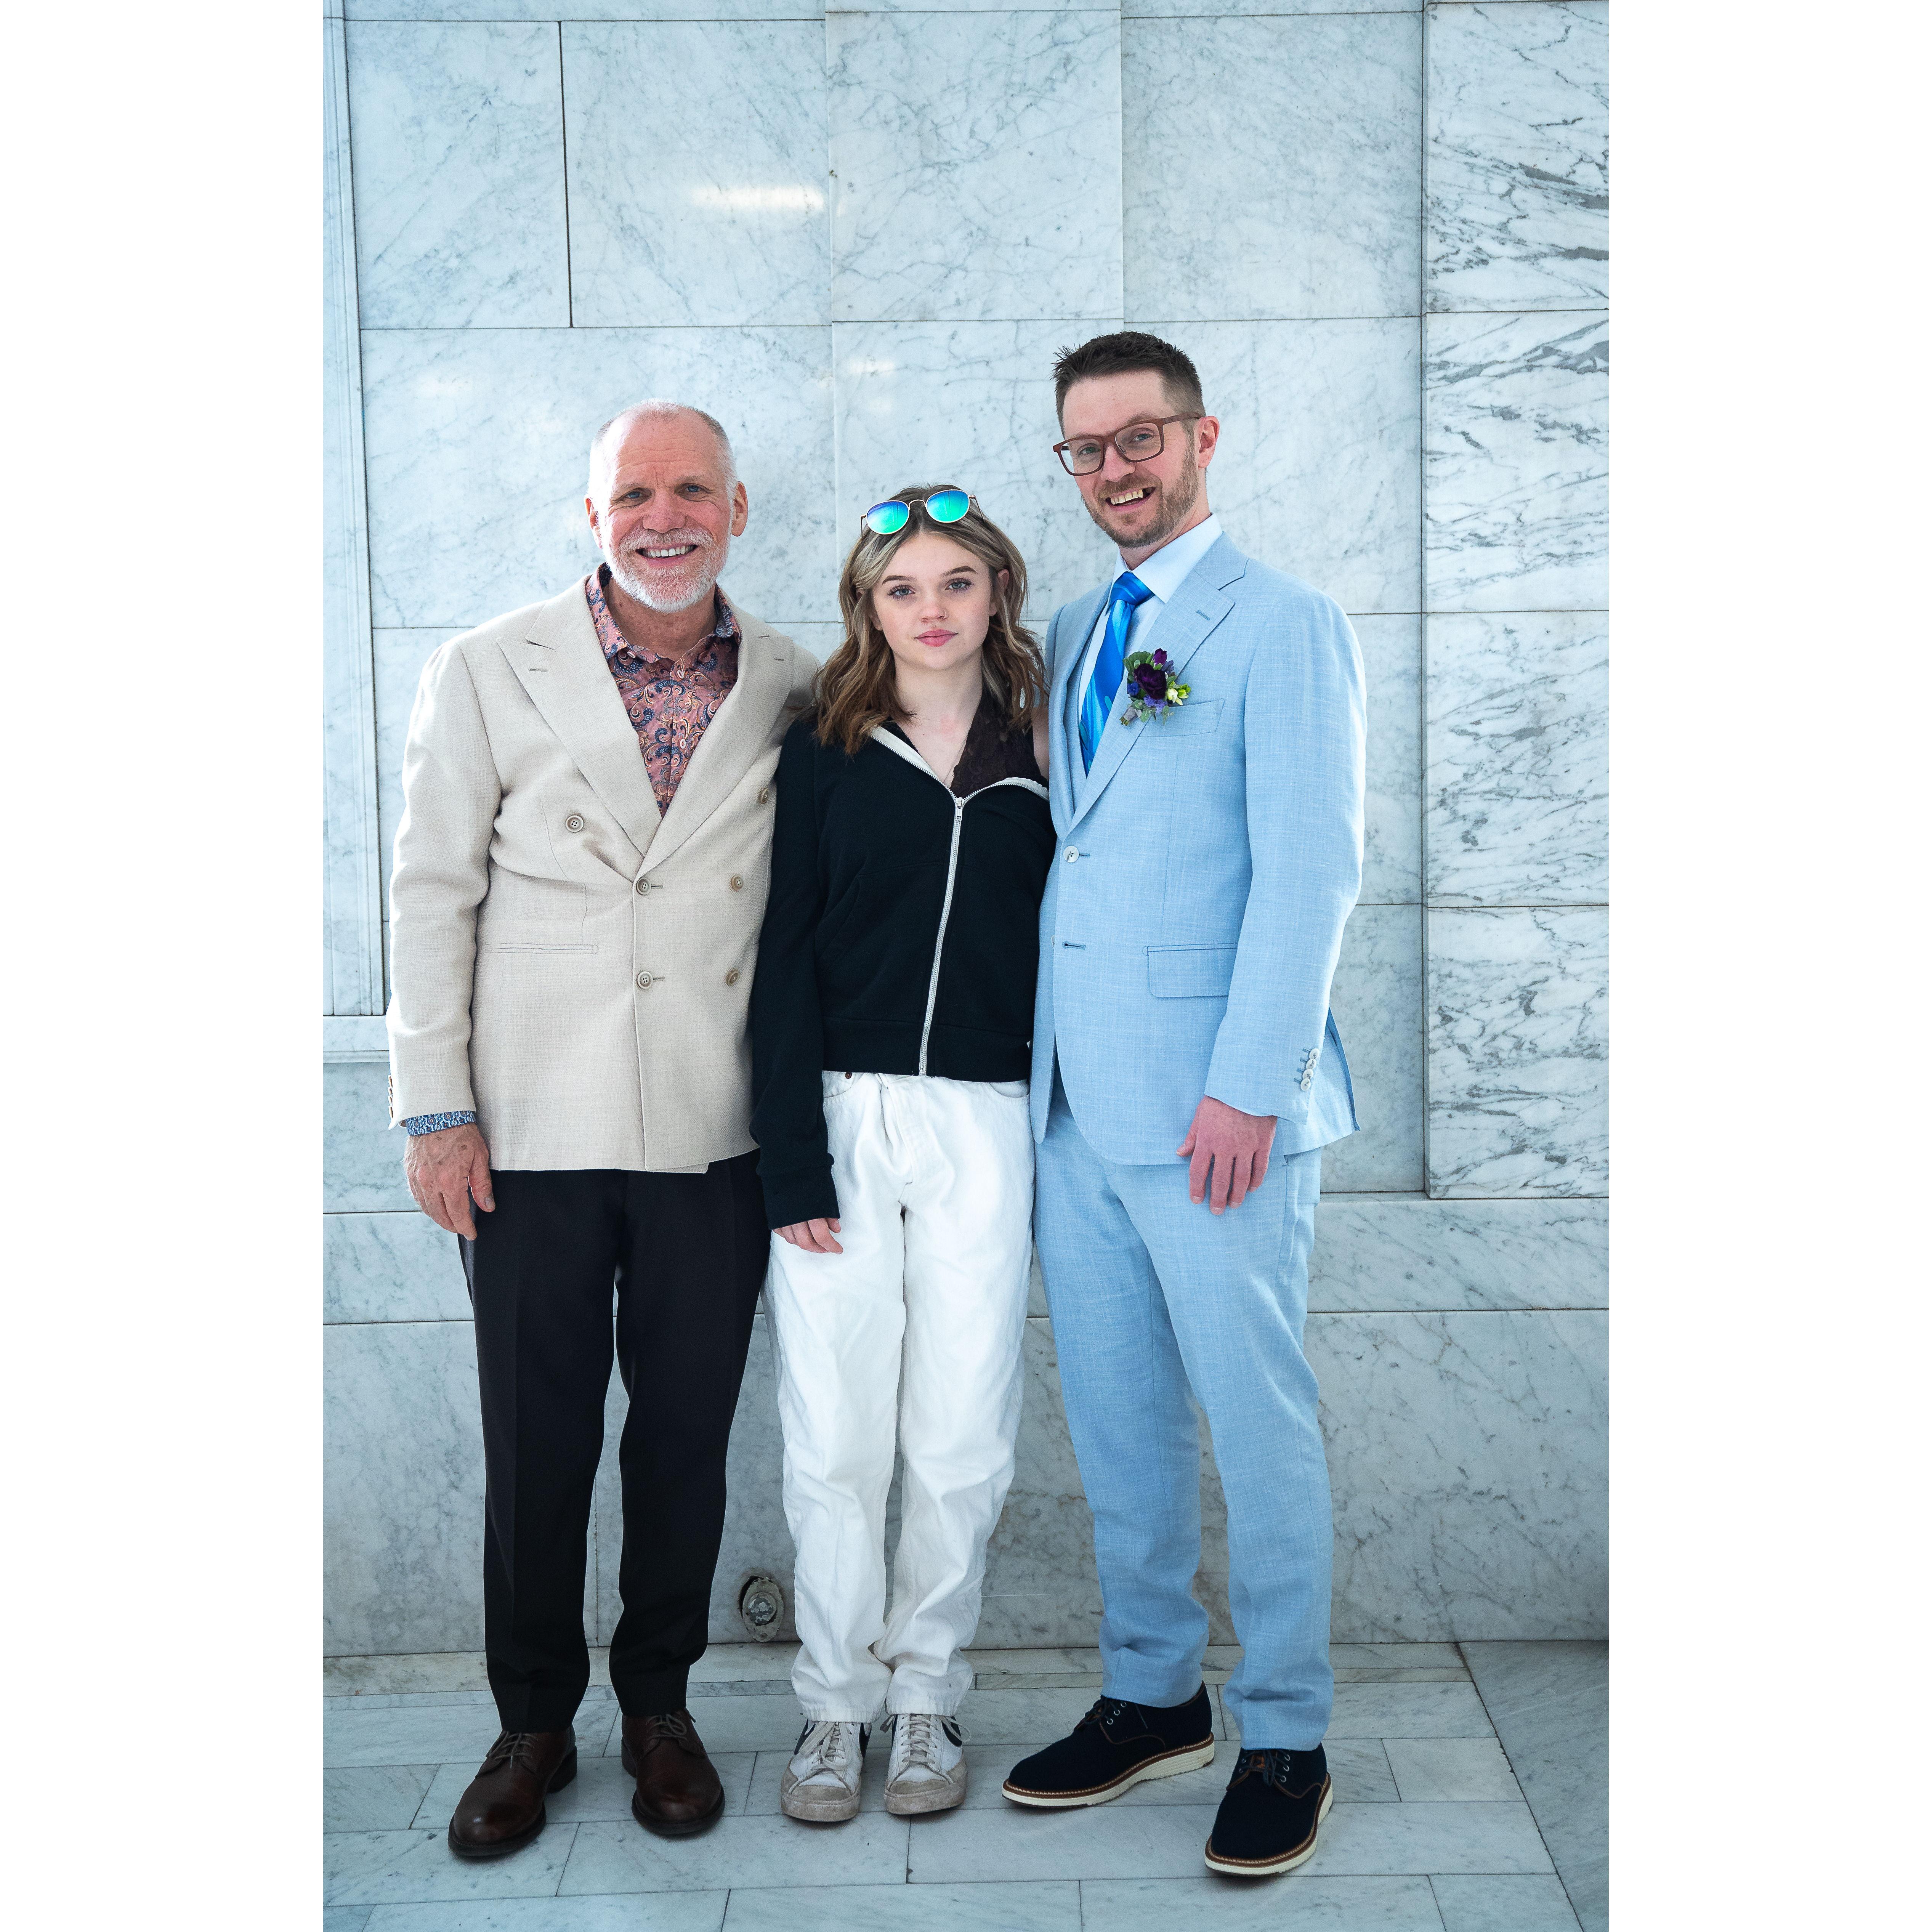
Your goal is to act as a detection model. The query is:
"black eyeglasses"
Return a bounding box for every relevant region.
[1052,415,1202,477]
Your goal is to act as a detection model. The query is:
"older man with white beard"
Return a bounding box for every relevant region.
[387,402,817,1857]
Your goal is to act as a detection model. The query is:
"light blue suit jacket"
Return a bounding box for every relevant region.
[1029,533,1366,1164]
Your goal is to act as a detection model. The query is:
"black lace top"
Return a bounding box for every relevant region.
[886,688,1044,796]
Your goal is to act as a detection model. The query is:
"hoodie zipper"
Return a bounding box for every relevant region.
[917,796,968,1075]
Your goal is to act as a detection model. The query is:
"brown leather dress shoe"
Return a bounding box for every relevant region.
[446,1726,577,1860]
[622,1709,725,1836]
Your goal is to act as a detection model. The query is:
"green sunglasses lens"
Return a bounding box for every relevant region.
[925,488,970,523]
[864,500,910,536]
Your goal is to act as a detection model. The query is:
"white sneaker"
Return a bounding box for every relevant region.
[883,1712,968,1815]
[779,1720,869,1822]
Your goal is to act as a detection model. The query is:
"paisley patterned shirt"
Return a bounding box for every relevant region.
[585,563,740,815]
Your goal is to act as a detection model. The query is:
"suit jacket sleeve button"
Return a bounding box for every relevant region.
[725,969,741,986]
[758,786,771,804]
[730,875,744,890]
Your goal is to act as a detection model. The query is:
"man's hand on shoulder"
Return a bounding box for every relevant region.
[1177,1096,1277,1214]
[405,1123,495,1239]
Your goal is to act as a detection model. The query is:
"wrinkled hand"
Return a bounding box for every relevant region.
[404,1122,495,1239]
[776,1217,843,1255]
[1177,1096,1277,1214]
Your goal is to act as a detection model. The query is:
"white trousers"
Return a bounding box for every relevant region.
[765,1071,1034,1720]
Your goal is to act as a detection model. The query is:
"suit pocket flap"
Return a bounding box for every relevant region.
[1147,944,1238,999]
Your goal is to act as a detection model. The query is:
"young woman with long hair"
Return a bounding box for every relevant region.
[749,486,1054,1822]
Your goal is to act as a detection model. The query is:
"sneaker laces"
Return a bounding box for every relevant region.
[794,1720,858,1780]
[889,1711,962,1774]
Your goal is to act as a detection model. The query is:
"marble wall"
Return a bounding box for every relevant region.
[324,0,1608,1656]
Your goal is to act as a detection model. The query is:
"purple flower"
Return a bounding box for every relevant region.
[1133,662,1167,699]
[1152,649,1169,665]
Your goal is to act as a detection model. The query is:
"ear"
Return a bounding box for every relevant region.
[1193,415,1220,468]
[584,495,601,541]
[996,568,1011,597]
[730,480,749,537]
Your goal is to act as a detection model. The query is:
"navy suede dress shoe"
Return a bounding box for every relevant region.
[1002,1685,1216,1808]
[1203,1744,1333,1876]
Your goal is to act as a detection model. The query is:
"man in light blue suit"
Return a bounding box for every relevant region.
[1000,334,1365,1880]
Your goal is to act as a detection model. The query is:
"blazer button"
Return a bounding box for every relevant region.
[637,971,654,989]
[729,874,744,891]
[1064,847,1079,864]
[565,814,585,832]
[758,787,771,804]
[635,878,649,896]
[725,968,741,986]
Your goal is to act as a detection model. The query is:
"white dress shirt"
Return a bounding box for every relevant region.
[1073,511,1225,730]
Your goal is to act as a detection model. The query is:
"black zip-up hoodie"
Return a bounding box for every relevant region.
[750,699,1055,1228]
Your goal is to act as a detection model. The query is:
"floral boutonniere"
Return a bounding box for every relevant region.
[1121,649,1191,723]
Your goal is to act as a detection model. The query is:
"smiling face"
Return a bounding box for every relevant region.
[869,530,1004,682]
[584,410,749,613]
[1059,368,1220,561]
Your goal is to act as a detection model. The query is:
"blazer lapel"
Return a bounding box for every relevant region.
[503,583,662,865]
[1048,585,1106,832]
[1065,538,1247,835]
[641,593,794,873]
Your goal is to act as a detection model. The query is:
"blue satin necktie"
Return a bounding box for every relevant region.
[1079,571,1154,771]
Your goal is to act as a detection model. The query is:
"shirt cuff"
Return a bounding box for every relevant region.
[401,1110,477,1137]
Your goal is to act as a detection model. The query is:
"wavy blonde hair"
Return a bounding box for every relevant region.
[814,486,1046,758]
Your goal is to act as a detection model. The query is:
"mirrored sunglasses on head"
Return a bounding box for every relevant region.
[863,487,973,536]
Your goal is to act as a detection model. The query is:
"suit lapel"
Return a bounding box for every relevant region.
[1065,537,1247,834]
[1048,586,1105,831]
[642,592,794,873]
[503,582,662,865]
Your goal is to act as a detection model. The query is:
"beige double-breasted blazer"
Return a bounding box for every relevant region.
[386,579,818,1172]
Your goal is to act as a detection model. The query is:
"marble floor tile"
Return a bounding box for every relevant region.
[1125,13,1420,321]
[559,1813,910,1895]
[1309,1197,1608,1314]
[1159,318,1422,615]
[1323,904,1424,1194]
[690,1643,798,1688]
[325,1321,489,1657]
[1079,1876,1444,1930]
[346,22,568,329]
[1460,1644,1605,1932]
[360,326,836,632]
[327,1211,468,1325]
[365,1899,725,1932]
[1123,0,1417,12]
[1425,612,1607,907]
[328,1653,494,1697]
[1357,614,1423,906]
[1316,1314,1606,1642]
[563,23,829,329]
[1424,909,1607,1197]
[1312,1801,1552,1876]
[1426,3,1608,314]
[907,1802,1219,1884]
[346,1,815,15]
[1384,1737,1523,1804]
[1328,1682,1495,1739]
[726,1885,1077,1932]
[329,1763,441,1833]
[326,1825,577,1905]
[1431,1874,1583,1932]
[1423,311,1607,614]
[325,1696,505,1770]
[328,1912,375,1932]
[1331,1644,1467,1675]
[415,1750,755,1830]
[829,11,1122,325]
[831,317,1123,630]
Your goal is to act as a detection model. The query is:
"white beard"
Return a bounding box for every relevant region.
[602,526,727,613]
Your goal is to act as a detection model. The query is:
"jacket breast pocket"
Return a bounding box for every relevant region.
[1138,696,1222,738]
[1146,944,1238,999]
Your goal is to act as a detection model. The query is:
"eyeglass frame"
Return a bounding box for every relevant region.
[1051,414,1203,478]
[859,489,979,535]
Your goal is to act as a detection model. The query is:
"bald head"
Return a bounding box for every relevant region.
[588,401,736,502]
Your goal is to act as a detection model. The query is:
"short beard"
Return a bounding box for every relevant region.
[602,527,726,613]
[1089,442,1201,552]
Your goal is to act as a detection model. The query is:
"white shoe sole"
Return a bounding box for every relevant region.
[884,1768,968,1816]
[1002,1736,1217,1809]
[1202,1778,1335,1876]
[779,1771,863,1823]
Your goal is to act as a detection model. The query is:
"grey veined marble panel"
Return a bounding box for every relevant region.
[327,1060,412,1213]
[1324,904,1424,1195]
[374,628,466,920]
[832,318,1126,624]
[1161,318,1423,616]
[1356,614,1422,906]
[1426,611,1607,906]
[1427,2,1609,314]
[360,325,836,630]
[1426,907,1607,1197]
[1125,12,1421,321]
[829,11,1123,325]
[326,1211,469,1326]
[326,1320,486,1655]
[349,0,823,17]
[1310,1196,1607,1313]
[1424,309,1607,612]
[563,23,830,329]
[1316,1311,1606,1641]
[346,22,569,329]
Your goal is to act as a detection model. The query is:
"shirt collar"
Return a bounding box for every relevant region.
[1119,512,1223,607]
[587,564,739,668]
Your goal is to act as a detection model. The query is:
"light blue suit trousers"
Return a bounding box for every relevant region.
[1031,534,1366,1750]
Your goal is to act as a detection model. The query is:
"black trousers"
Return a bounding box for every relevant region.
[459,1155,768,1731]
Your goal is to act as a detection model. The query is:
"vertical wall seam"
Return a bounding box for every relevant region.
[1417,0,1435,1196]
[558,22,575,329]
